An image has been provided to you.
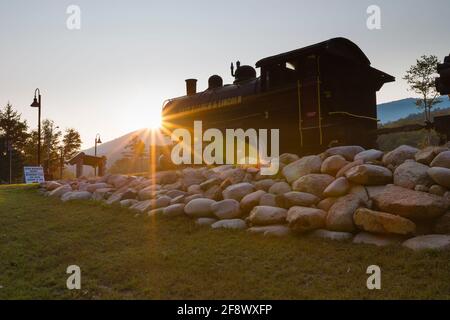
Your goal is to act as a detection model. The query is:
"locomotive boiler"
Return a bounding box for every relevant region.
[161,37,395,157]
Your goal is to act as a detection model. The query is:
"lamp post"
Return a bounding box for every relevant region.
[94,134,102,176]
[30,88,42,167]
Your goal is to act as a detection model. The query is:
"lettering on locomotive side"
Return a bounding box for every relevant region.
[177,96,242,114]
[170,121,280,175]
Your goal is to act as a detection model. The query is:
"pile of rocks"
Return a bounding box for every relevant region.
[40,144,450,251]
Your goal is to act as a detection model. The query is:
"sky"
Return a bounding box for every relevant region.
[0,0,449,149]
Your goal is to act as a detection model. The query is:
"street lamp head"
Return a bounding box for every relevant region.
[30,97,40,108]
[96,137,102,144]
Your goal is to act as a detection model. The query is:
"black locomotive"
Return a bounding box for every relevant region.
[161,37,395,156]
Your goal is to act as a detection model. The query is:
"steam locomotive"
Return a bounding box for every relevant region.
[161,37,395,156]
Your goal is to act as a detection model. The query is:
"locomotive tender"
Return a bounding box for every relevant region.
[161,37,395,156]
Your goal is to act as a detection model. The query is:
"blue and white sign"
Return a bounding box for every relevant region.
[24,167,45,184]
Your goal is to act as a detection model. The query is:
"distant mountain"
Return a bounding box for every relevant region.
[377,96,450,124]
[83,128,170,169]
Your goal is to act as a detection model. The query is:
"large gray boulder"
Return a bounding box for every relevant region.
[287,206,327,233]
[247,206,288,226]
[382,145,419,167]
[86,183,111,193]
[415,146,448,165]
[323,177,350,198]
[222,182,255,201]
[393,160,432,189]
[430,150,450,169]
[326,194,364,232]
[292,174,334,198]
[240,190,266,213]
[268,182,291,195]
[211,199,241,220]
[354,208,416,235]
[402,235,450,251]
[281,191,320,208]
[428,167,450,188]
[320,155,349,176]
[61,191,92,202]
[163,204,186,217]
[345,164,392,185]
[325,146,365,161]
[211,219,247,230]
[184,198,216,218]
[281,155,322,183]
[372,185,448,220]
[354,149,384,162]
[254,179,277,192]
[49,184,72,198]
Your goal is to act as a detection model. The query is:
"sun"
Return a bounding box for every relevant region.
[149,111,162,129]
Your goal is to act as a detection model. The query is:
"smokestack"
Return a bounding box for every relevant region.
[185,79,197,96]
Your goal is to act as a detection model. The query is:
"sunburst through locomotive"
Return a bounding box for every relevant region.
[161,38,395,160]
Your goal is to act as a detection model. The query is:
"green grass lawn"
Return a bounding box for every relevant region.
[0,185,449,300]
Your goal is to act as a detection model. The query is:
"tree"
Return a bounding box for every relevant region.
[403,55,442,123]
[0,103,30,183]
[63,128,82,161]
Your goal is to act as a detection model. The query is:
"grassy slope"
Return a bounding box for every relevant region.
[0,185,449,300]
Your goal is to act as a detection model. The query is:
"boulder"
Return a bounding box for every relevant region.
[430,150,450,169]
[187,184,203,195]
[345,164,392,185]
[353,208,416,235]
[218,168,246,184]
[402,235,450,251]
[248,225,291,237]
[138,186,159,200]
[151,196,172,209]
[353,232,404,247]
[372,185,448,220]
[323,177,350,198]
[428,167,450,188]
[254,179,277,191]
[163,204,186,217]
[279,153,300,164]
[121,189,137,200]
[211,199,241,220]
[281,155,322,183]
[61,191,92,202]
[415,146,448,165]
[415,185,429,192]
[348,185,370,206]
[105,192,123,205]
[148,208,165,217]
[46,181,62,191]
[259,193,278,207]
[354,149,384,162]
[166,190,187,198]
[170,195,186,205]
[287,206,327,233]
[108,175,132,189]
[247,206,288,226]
[317,197,338,211]
[222,182,255,201]
[240,190,266,213]
[281,191,320,208]
[211,219,247,230]
[309,229,353,241]
[86,183,111,193]
[320,155,349,176]
[326,194,364,232]
[325,146,365,161]
[204,185,223,201]
[393,160,432,189]
[154,171,178,185]
[434,212,450,234]
[336,160,364,178]
[382,145,419,167]
[49,184,72,198]
[268,181,291,195]
[183,194,204,204]
[200,177,221,191]
[181,168,206,187]
[120,199,138,208]
[196,217,218,226]
[292,174,334,198]
[429,185,446,196]
[184,198,216,218]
